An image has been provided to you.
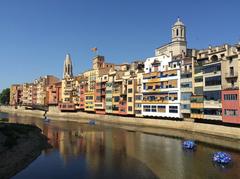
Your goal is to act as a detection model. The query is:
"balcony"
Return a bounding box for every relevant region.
[223,86,239,90]
[94,102,104,109]
[191,113,204,119]
[204,100,222,108]
[225,72,238,79]
[142,99,168,104]
[191,103,204,109]
[181,69,192,74]
[181,88,192,93]
[148,78,160,83]
[180,78,192,83]
[204,115,222,121]
[143,89,160,93]
[190,96,204,103]
[181,109,191,114]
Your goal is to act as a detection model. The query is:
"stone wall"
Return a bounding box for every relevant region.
[1,105,240,141]
[0,106,45,118]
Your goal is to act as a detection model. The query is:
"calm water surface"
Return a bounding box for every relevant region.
[1,113,240,179]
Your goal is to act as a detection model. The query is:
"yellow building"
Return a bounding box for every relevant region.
[83,69,96,112]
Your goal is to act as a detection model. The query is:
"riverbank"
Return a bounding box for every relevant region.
[1,105,240,141]
[0,123,51,179]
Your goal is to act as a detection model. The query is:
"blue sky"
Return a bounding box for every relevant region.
[0,0,240,91]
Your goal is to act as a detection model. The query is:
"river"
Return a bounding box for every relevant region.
[1,112,240,179]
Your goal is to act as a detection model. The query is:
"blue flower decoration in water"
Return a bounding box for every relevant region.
[213,152,231,164]
[182,140,196,150]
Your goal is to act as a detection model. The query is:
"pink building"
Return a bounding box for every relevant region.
[222,89,240,124]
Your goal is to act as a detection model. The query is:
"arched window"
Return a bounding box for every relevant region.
[211,55,218,62]
[68,64,71,74]
[176,29,179,36]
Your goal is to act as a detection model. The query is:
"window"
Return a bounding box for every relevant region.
[157,105,166,112]
[143,83,146,90]
[230,67,234,76]
[128,88,133,93]
[181,104,190,110]
[96,96,101,101]
[143,105,151,112]
[169,106,178,113]
[194,66,203,74]
[145,96,156,101]
[205,76,221,86]
[106,90,112,94]
[95,104,103,107]
[204,108,222,115]
[190,96,204,103]
[152,105,157,112]
[128,80,133,85]
[204,91,221,101]
[128,97,132,102]
[181,73,192,78]
[106,98,112,102]
[86,96,93,100]
[194,87,203,95]
[112,105,119,111]
[114,96,120,102]
[128,106,132,111]
[224,109,238,116]
[224,94,237,100]
[135,95,142,100]
[135,104,141,108]
[135,110,142,114]
[181,82,192,88]
[181,92,192,100]
[155,85,160,89]
[191,108,203,114]
[195,76,203,83]
[203,63,221,73]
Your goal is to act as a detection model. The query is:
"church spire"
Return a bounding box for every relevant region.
[63,53,73,78]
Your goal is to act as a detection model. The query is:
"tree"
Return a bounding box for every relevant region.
[0,88,10,105]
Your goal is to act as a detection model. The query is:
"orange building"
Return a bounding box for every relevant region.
[47,82,62,105]
[10,84,23,106]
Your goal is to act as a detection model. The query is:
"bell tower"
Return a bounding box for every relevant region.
[172,18,186,42]
[63,53,73,78]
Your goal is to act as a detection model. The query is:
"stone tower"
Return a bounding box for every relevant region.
[93,56,105,70]
[63,53,73,78]
[172,18,186,42]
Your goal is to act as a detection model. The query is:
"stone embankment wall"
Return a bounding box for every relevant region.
[1,105,240,141]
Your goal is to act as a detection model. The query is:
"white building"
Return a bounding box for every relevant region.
[142,54,181,118]
[141,18,186,119]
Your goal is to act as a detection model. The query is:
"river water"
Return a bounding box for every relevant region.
[1,112,240,179]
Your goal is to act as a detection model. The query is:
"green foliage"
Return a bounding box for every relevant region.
[0,88,10,105]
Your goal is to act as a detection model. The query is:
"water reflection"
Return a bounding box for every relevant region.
[1,113,240,179]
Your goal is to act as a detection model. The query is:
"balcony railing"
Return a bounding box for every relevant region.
[225,72,238,79]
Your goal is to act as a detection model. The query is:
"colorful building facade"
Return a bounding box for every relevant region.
[10,18,240,125]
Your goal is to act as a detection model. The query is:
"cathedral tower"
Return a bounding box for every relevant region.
[172,17,186,42]
[63,53,73,78]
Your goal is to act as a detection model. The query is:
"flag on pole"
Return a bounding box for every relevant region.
[91,47,98,52]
